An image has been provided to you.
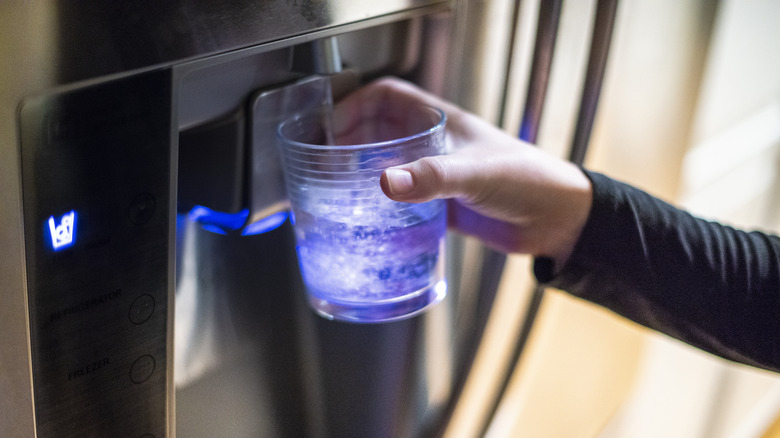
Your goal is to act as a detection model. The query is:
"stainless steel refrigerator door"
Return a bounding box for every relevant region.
[2,1,513,437]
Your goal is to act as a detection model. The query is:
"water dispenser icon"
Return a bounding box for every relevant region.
[48,211,76,250]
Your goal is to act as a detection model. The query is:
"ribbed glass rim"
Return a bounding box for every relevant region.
[277,104,446,151]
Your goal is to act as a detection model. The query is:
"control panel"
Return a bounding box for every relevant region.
[19,70,172,437]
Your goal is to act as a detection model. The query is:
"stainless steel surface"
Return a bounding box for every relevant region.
[292,36,344,75]
[18,70,172,438]
[174,215,460,436]
[171,19,468,436]
[1,1,516,437]
[569,0,620,166]
[519,0,564,144]
[173,219,309,436]
[0,1,447,88]
[454,1,566,434]
[483,1,619,435]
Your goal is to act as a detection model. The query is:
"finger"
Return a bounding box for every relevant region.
[380,152,488,205]
[332,77,459,138]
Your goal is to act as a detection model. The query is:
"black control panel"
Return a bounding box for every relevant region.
[19,70,172,437]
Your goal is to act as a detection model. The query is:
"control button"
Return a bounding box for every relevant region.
[129,294,155,325]
[130,355,156,384]
[128,192,156,225]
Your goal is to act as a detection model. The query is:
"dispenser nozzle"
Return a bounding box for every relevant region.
[291,36,343,75]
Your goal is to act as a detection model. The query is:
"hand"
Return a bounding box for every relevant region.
[332,78,593,268]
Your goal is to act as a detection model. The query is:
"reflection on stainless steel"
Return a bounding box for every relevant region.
[569,0,620,166]
[483,1,620,435]
[174,216,223,386]
[174,219,310,436]
[519,0,564,144]
[422,301,455,418]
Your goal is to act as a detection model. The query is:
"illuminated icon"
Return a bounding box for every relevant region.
[48,211,76,250]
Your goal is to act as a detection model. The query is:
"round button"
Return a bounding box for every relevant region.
[128,193,156,225]
[129,294,155,325]
[130,355,156,384]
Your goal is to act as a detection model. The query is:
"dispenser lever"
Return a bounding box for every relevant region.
[246,36,344,229]
[247,75,335,227]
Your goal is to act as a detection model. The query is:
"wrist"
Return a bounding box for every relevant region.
[544,164,593,270]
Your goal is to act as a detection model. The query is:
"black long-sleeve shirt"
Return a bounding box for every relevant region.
[535,171,780,373]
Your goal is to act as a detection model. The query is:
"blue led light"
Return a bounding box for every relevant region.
[242,211,288,236]
[48,210,77,250]
[188,206,249,234]
[188,205,287,236]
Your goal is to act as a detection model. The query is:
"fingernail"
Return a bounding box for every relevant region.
[385,168,414,195]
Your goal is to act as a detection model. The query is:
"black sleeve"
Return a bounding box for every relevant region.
[534,170,780,372]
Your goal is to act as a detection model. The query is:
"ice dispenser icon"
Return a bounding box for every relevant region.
[48,211,76,250]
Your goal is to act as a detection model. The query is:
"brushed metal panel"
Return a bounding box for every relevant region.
[4,1,448,87]
[0,3,450,436]
[19,70,172,438]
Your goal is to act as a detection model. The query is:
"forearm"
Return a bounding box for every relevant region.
[537,171,780,372]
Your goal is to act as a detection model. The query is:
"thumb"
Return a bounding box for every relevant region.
[380,154,486,204]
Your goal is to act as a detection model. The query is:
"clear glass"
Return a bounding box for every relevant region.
[277,103,447,323]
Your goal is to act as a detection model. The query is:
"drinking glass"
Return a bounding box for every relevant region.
[277,102,447,323]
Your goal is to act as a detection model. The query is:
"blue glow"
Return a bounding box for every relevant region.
[48,210,77,250]
[242,212,289,236]
[188,205,287,236]
[198,223,228,235]
[188,206,249,234]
